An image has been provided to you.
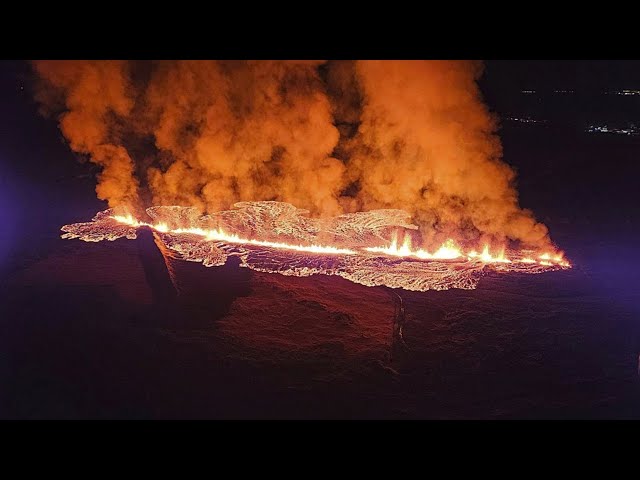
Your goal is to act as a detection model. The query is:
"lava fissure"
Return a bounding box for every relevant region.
[61,202,570,292]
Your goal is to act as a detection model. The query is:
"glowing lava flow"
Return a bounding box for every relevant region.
[466,245,510,264]
[111,214,357,255]
[60,203,571,292]
[365,234,569,267]
[110,214,570,267]
[366,236,463,260]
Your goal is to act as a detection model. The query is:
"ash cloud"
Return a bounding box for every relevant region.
[32,60,552,250]
[345,60,550,249]
[32,61,141,208]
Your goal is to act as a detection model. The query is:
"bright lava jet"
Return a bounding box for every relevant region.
[61,201,570,292]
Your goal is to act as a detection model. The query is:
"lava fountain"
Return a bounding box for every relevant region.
[61,201,570,292]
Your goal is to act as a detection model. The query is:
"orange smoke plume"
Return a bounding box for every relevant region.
[345,60,550,250]
[32,60,553,250]
[32,60,141,209]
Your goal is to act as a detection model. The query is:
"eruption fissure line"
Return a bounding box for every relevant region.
[59,203,571,292]
[111,215,357,255]
[110,214,570,267]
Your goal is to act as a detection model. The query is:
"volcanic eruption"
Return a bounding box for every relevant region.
[32,60,570,292]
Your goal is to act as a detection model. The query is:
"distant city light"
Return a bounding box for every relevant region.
[587,124,640,136]
[519,89,640,96]
[512,89,640,135]
[605,89,640,96]
[505,116,547,124]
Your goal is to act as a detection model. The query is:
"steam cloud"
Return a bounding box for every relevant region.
[32,60,552,250]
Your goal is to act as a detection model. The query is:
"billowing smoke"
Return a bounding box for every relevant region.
[32,61,141,208]
[345,61,550,248]
[31,60,551,250]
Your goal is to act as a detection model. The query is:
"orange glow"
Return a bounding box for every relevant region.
[111,215,357,255]
[59,203,574,293]
[473,245,511,263]
[364,235,462,260]
[429,239,463,260]
[358,233,566,266]
[110,215,571,268]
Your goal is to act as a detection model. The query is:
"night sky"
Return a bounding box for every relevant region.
[483,60,640,92]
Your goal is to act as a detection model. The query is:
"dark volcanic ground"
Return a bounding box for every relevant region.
[1,62,640,419]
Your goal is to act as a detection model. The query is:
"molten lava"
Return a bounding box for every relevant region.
[111,214,357,255]
[61,202,571,292]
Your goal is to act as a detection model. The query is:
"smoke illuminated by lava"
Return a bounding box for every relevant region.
[33,60,556,252]
[61,202,570,292]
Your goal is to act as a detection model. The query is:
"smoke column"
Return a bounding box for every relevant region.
[32,61,141,208]
[32,60,552,250]
[346,60,549,248]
